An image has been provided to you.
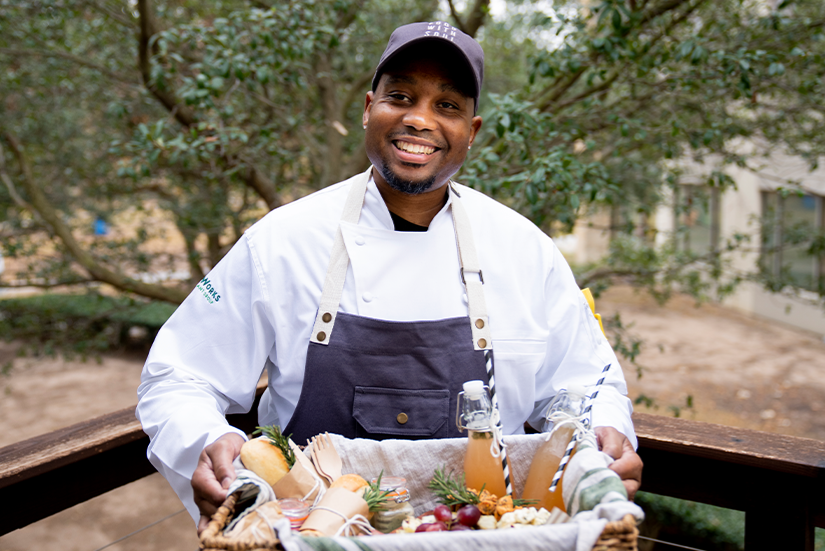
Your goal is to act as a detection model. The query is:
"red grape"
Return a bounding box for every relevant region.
[456,505,481,527]
[450,524,472,531]
[415,522,448,533]
[433,505,452,523]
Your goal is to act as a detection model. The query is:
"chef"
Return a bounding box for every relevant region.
[136,21,642,532]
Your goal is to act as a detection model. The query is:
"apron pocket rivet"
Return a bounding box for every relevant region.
[396,412,409,424]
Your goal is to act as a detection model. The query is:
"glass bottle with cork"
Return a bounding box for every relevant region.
[456,380,507,498]
[520,384,587,512]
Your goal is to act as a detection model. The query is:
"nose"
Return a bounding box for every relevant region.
[401,101,436,132]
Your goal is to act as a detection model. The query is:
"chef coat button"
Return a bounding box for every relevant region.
[322,312,332,323]
[397,412,408,424]
[475,318,485,329]
[317,331,327,342]
[478,338,487,348]
[362,292,373,302]
[355,236,366,246]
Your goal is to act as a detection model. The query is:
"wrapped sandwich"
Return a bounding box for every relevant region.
[240,426,328,504]
[300,474,390,537]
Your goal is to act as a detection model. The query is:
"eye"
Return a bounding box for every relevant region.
[439,101,458,109]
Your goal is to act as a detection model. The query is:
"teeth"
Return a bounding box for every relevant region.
[396,141,435,155]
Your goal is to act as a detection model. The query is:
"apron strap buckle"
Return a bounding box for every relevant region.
[460,268,484,285]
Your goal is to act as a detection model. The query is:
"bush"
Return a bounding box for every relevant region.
[637,493,825,550]
[636,492,744,551]
[0,292,176,358]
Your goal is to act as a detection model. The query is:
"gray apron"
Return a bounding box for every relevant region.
[284,173,495,443]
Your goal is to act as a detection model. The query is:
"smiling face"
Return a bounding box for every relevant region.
[363,49,483,196]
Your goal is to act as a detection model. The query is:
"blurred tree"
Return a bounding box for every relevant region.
[0,0,822,306]
[465,0,825,304]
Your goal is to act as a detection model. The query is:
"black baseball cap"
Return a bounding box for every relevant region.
[372,21,485,114]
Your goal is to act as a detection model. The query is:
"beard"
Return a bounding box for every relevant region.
[379,162,437,195]
[374,149,435,195]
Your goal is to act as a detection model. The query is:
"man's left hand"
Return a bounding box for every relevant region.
[594,426,642,501]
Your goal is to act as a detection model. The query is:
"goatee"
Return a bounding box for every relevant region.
[380,165,437,195]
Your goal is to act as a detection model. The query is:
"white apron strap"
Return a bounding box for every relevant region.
[309,172,369,344]
[449,184,493,351]
[310,173,492,351]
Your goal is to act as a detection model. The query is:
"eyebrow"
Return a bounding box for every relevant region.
[383,74,469,100]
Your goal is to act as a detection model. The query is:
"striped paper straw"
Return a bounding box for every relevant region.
[484,349,512,496]
[582,363,611,428]
[548,363,612,493]
[548,434,577,493]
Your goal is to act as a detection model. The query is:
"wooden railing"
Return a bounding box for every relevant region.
[1,393,823,550]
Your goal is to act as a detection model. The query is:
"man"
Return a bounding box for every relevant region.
[136,21,642,533]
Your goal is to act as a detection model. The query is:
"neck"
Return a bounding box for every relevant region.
[374,170,449,227]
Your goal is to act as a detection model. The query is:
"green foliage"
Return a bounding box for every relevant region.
[1,0,823,309]
[636,492,744,550]
[0,292,176,357]
[461,0,825,303]
[1,0,440,297]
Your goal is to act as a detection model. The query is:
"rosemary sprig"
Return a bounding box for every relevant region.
[253,425,296,469]
[362,471,393,512]
[427,467,481,507]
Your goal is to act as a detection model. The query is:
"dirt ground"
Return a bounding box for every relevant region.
[598,287,825,441]
[1,286,823,550]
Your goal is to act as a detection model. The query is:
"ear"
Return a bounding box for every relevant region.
[363,91,374,128]
[468,116,483,147]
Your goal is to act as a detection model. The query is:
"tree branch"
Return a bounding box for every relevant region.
[446,0,467,34]
[235,157,282,209]
[2,132,188,304]
[577,267,654,289]
[81,0,135,28]
[0,141,35,213]
[536,67,587,112]
[342,69,375,116]
[536,0,706,113]
[639,0,694,27]
[137,0,197,127]
[137,0,281,209]
[463,0,490,38]
[0,277,96,289]
[0,48,136,84]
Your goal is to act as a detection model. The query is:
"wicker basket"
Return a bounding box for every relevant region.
[199,492,639,551]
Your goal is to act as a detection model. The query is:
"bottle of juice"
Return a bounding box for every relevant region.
[457,380,507,498]
[520,385,587,512]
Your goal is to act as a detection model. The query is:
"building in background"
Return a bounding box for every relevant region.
[564,152,825,336]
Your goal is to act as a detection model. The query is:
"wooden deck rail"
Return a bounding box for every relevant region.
[1,400,823,549]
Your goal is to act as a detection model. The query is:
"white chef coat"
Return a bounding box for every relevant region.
[136,169,635,522]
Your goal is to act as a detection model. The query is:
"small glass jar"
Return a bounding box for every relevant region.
[278,498,310,530]
[370,476,415,533]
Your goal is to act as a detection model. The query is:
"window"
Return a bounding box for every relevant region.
[761,191,823,292]
[674,184,720,255]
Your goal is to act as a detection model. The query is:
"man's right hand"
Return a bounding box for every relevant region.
[192,432,246,534]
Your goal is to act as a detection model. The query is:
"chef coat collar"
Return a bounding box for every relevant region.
[363,168,455,232]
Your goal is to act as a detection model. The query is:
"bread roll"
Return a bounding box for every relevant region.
[240,438,290,486]
[329,473,368,494]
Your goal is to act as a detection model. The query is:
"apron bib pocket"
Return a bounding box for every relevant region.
[353,386,450,439]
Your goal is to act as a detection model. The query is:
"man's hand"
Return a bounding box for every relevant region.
[594,426,642,501]
[193,432,246,534]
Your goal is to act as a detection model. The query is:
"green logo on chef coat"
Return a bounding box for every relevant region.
[196,277,222,304]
